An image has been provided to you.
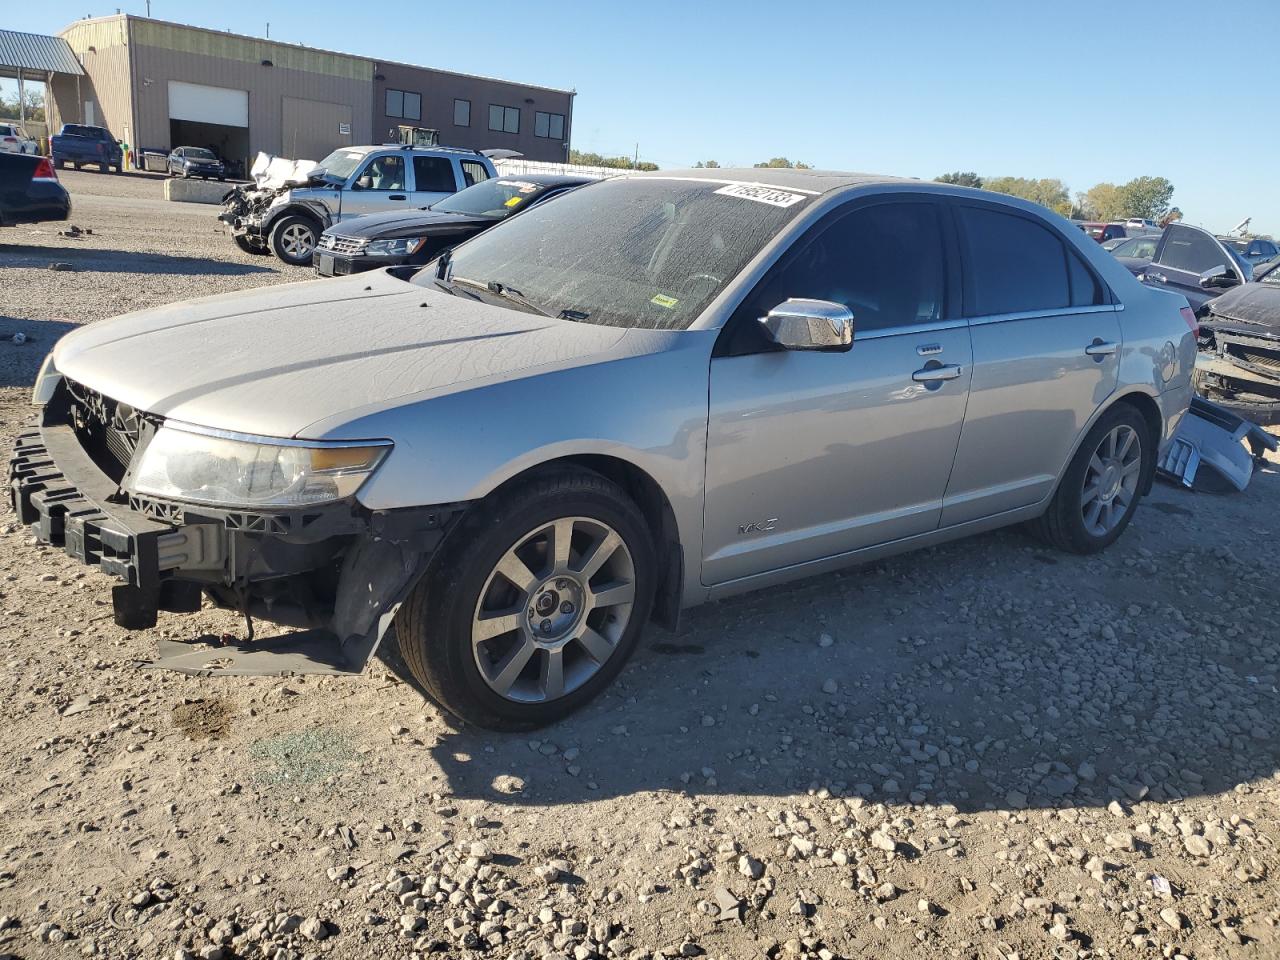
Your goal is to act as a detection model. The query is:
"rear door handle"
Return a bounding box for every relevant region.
[912,363,963,383]
[389,194,407,201]
[1085,340,1118,357]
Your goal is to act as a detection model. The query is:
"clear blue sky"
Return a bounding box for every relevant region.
[4,0,1275,234]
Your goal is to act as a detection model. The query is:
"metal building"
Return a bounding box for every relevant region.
[45,15,574,175]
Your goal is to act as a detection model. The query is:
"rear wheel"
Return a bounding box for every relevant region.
[98,161,110,173]
[397,470,656,730]
[1030,404,1151,554]
[268,214,319,266]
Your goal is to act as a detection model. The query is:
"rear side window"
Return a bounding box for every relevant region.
[413,156,455,192]
[1067,250,1104,306]
[957,206,1070,315]
[1158,226,1228,274]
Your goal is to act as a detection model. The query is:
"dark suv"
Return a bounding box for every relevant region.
[1140,222,1253,315]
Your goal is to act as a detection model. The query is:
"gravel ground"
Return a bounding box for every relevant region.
[1,171,1278,960]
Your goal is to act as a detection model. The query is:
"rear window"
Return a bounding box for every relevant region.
[957,206,1071,315]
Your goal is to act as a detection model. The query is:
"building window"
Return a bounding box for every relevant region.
[453,99,470,127]
[534,111,565,140]
[488,104,519,135]
[386,89,421,121]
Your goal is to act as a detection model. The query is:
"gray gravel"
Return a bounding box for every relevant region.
[0,170,1277,960]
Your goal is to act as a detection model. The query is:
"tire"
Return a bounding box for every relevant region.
[268,214,319,266]
[1030,403,1152,554]
[99,161,109,173]
[232,233,270,256]
[397,470,657,730]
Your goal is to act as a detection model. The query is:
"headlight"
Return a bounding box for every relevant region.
[126,424,391,508]
[365,237,426,257]
[31,352,62,406]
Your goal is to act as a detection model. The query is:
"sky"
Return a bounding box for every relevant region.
[4,0,1276,234]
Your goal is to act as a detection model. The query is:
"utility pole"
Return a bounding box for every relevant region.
[633,142,639,170]
[266,22,270,38]
[145,0,151,16]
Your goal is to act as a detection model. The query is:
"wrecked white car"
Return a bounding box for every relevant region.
[219,145,497,266]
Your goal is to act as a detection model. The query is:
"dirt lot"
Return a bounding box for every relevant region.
[1,170,1278,960]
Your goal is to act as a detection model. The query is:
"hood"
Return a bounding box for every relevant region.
[53,270,630,439]
[249,151,321,189]
[1204,282,1280,333]
[329,208,490,240]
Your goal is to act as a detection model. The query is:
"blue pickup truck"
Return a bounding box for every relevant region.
[51,124,123,174]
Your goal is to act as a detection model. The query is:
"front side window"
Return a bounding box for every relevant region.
[534,111,565,139]
[413,156,456,192]
[454,98,471,127]
[488,104,519,134]
[357,155,405,191]
[957,206,1071,315]
[1157,226,1228,275]
[417,177,810,330]
[737,201,946,335]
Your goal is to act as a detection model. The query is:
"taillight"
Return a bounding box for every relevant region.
[32,157,57,181]
[1180,306,1199,338]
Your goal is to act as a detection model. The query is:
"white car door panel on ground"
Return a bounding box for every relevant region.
[703,198,972,585]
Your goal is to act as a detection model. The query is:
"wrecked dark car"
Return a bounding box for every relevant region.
[1194,262,1280,423]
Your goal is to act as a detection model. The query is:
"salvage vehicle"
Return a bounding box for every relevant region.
[11,170,1196,729]
[1141,222,1253,316]
[0,152,70,227]
[167,146,225,181]
[219,144,496,266]
[50,123,123,174]
[1218,235,1279,266]
[1193,267,1280,423]
[1107,233,1159,276]
[314,173,593,277]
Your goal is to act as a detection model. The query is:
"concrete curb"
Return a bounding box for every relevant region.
[164,178,235,205]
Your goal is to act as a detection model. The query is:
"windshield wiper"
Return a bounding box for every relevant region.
[451,277,553,318]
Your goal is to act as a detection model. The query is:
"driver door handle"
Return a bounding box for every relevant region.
[1085,340,1118,357]
[912,363,962,383]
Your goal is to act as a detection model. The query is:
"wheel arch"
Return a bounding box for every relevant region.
[480,454,685,631]
[1108,390,1163,495]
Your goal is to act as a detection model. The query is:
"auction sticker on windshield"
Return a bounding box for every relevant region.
[714,183,808,207]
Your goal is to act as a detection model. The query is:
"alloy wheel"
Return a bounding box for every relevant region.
[1080,424,1142,537]
[280,223,315,258]
[472,517,636,703]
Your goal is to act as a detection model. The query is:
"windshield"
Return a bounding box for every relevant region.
[186,147,216,160]
[433,178,562,219]
[1221,238,1248,254]
[316,148,369,181]
[416,177,812,330]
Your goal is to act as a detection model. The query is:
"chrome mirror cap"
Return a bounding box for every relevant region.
[759,298,854,352]
[1198,264,1234,288]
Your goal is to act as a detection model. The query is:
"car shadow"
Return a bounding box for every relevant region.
[0,244,274,276]
[0,317,79,387]
[380,466,1280,815]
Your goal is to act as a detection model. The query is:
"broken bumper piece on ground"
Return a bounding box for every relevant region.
[1157,396,1278,493]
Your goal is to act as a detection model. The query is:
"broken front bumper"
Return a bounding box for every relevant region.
[8,394,460,672]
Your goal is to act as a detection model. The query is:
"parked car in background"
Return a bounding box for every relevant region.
[1141,222,1253,315]
[1253,256,1280,283]
[220,143,497,266]
[1218,235,1279,266]
[12,169,1196,729]
[1194,264,1280,423]
[1124,218,1159,233]
[167,146,225,180]
[1108,233,1160,275]
[0,152,70,226]
[314,173,593,277]
[1081,222,1129,244]
[0,123,39,155]
[50,124,123,174]
[1100,236,1128,251]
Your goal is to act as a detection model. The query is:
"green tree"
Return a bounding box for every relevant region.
[983,176,1070,212]
[1162,206,1183,225]
[694,160,720,168]
[0,88,45,122]
[935,171,983,188]
[1083,182,1125,221]
[568,149,658,172]
[753,157,811,169]
[1118,176,1174,221]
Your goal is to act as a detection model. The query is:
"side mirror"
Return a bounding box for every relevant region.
[1199,264,1238,289]
[759,298,854,352]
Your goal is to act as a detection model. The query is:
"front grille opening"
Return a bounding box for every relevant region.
[63,379,149,484]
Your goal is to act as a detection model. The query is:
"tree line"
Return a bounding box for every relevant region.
[936,171,1178,223]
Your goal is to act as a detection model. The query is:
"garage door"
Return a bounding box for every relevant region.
[281,97,353,162]
[168,81,248,127]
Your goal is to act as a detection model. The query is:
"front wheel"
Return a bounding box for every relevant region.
[268,214,319,266]
[232,233,269,256]
[396,471,656,730]
[1030,404,1152,554]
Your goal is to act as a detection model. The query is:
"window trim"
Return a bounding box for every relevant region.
[713,194,958,358]
[949,197,1112,318]
[453,98,471,127]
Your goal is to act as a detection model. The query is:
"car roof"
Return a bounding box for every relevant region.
[632,166,916,195]
[493,173,595,188]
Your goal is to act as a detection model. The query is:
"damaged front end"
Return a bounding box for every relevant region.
[8,378,460,675]
[1194,284,1280,425]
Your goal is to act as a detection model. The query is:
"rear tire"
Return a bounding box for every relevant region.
[268,214,319,266]
[396,470,656,730]
[98,161,109,173]
[1030,403,1152,554]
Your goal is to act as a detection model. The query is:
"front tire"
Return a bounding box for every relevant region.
[397,470,656,730]
[268,214,319,266]
[1030,403,1151,554]
[232,233,269,256]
